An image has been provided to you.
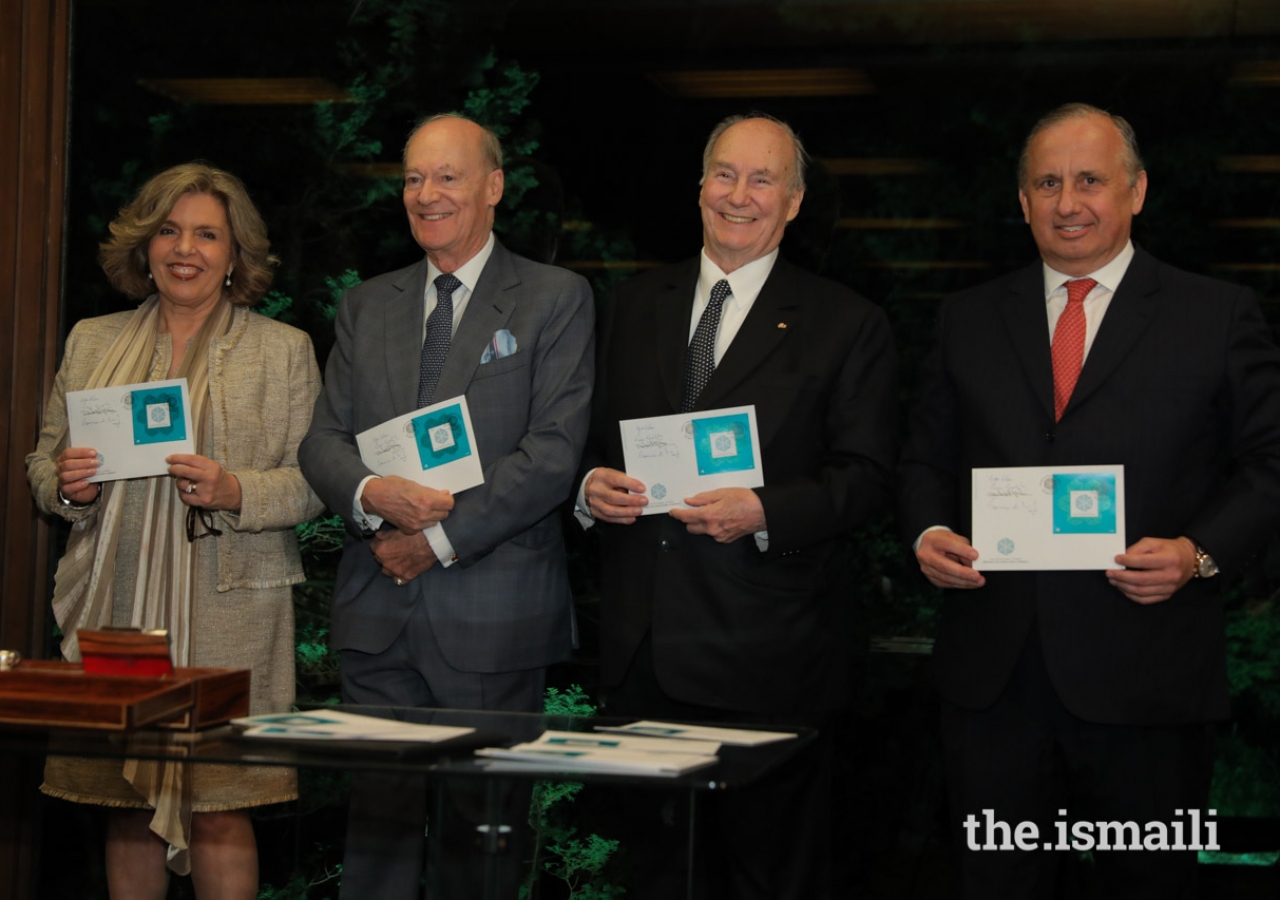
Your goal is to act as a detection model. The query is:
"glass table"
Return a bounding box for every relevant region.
[1,704,816,899]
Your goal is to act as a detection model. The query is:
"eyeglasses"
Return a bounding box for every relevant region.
[185,506,223,542]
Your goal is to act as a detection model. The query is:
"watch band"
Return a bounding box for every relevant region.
[1192,543,1219,579]
[58,486,99,509]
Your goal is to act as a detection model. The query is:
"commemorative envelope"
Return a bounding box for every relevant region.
[355,394,484,494]
[67,378,196,482]
[970,464,1125,570]
[619,404,764,514]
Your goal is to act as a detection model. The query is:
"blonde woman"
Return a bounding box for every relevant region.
[27,162,324,899]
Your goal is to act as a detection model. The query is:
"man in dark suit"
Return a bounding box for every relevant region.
[900,103,1280,898]
[299,113,593,898]
[579,113,897,899]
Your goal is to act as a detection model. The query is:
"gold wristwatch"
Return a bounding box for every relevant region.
[1192,543,1219,579]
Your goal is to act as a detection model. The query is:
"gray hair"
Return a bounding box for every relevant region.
[403,112,504,171]
[700,112,808,194]
[1018,102,1144,188]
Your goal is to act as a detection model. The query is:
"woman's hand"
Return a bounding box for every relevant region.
[56,447,102,505]
[167,453,242,512]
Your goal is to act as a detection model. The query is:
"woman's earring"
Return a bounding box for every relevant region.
[224,271,232,287]
[147,272,154,281]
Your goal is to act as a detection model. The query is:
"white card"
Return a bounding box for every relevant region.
[235,710,473,743]
[66,378,196,482]
[356,395,484,494]
[595,720,797,747]
[533,729,721,756]
[619,405,764,514]
[971,465,1126,571]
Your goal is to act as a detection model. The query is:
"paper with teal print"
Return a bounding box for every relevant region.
[693,412,756,475]
[1052,473,1118,534]
[619,404,764,514]
[356,394,484,494]
[970,464,1125,571]
[67,378,196,482]
[234,709,474,743]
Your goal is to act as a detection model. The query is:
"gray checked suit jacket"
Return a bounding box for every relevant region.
[298,240,595,673]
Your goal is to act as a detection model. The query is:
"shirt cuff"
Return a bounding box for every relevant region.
[573,468,597,531]
[354,475,382,532]
[754,530,769,552]
[914,525,953,554]
[425,523,457,568]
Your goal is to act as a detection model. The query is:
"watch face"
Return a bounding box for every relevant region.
[1198,554,1219,578]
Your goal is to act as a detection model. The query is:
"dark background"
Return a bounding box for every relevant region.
[42,0,1280,896]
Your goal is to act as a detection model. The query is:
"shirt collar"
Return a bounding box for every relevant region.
[698,248,779,309]
[1041,240,1135,299]
[427,232,496,294]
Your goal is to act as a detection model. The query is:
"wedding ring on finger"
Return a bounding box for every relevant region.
[394,577,406,587]
[185,483,197,494]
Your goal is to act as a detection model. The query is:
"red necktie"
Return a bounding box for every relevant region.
[1051,278,1097,421]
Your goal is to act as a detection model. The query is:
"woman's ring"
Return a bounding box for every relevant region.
[394,577,406,587]
[185,483,197,494]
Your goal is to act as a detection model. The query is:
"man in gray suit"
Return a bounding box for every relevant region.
[299,113,594,898]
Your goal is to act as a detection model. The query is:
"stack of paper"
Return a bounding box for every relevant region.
[535,730,721,756]
[234,709,474,743]
[594,720,798,747]
[476,729,720,777]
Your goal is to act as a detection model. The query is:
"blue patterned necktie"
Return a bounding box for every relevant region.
[681,279,732,412]
[417,273,462,407]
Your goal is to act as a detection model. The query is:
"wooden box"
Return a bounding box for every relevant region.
[0,661,249,732]
[156,666,250,731]
[78,628,174,677]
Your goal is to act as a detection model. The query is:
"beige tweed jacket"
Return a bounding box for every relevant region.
[27,303,325,592]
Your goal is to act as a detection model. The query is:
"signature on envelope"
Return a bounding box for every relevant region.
[984,474,1037,514]
[78,398,120,429]
[632,424,680,458]
[373,435,406,464]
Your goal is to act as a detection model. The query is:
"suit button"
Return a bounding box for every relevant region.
[659,539,671,552]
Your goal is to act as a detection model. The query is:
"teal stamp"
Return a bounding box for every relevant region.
[412,403,472,470]
[1052,473,1117,534]
[997,537,1014,555]
[132,385,186,444]
[693,413,754,476]
[651,483,667,500]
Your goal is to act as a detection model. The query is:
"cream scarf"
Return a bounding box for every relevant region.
[48,294,232,875]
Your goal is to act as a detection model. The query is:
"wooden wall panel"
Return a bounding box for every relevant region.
[0,0,71,897]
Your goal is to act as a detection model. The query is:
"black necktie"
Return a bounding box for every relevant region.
[417,273,462,407]
[681,279,731,412]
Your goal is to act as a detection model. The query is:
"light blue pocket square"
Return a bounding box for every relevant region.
[480,329,518,364]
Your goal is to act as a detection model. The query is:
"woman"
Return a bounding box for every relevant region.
[26,162,324,899]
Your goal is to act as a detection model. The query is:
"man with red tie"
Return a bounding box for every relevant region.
[900,103,1280,898]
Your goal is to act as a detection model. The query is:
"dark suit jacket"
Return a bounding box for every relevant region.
[899,246,1280,725]
[299,240,594,674]
[582,255,898,714]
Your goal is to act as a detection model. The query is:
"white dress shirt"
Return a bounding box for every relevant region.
[687,248,778,363]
